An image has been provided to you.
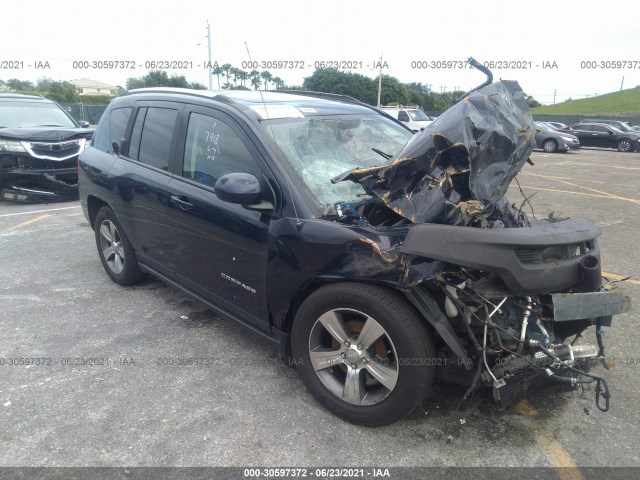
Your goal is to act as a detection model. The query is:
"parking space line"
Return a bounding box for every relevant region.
[519,172,640,204]
[515,400,585,480]
[508,185,618,200]
[602,272,640,286]
[1,214,51,234]
[0,205,81,218]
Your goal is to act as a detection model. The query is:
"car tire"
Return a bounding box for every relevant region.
[542,139,558,153]
[291,282,435,427]
[94,206,145,286]
[617,139,634,152]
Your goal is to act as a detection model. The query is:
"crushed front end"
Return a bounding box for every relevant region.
[401,218,631,411]
[0,133,90,202]
[334,69,632,411]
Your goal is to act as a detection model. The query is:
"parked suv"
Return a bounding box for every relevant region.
[559,123,640,152]
[0,93,93,202]
[79,84,629,426]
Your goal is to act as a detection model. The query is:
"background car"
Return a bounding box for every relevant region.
[379,106,432,132]
[584,119,634,133]
[0,93,93,202]
[534,121,580,152]
[543,121,568,130]
[559,122,640,152]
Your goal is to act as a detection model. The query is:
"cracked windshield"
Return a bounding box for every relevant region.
[267,115,413,216]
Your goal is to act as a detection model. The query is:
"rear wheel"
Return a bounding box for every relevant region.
[542,139,558,153]
[292,283,435,426]
[94,206,145,286]
[617,139,634,152]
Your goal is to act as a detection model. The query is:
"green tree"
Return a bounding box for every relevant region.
[303,68,376,104]
[249,70,261,90]
[272,76,284,90]
[525,94,542,108]
[212,65,223,89]
[125,70,207,90]
[221,63,233,87]
[36,78,77,102]
[7,79,36,91]
[260,71,273,90]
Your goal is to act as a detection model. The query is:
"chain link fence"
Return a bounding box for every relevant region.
[59,102,109,126]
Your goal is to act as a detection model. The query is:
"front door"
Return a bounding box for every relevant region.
[167,106,272,329]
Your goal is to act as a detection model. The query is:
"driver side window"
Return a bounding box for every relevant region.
[182,112,261,187]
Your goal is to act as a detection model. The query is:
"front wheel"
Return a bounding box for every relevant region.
[542,139,558,153]
[291,283,435,426]
[617,139,634,152]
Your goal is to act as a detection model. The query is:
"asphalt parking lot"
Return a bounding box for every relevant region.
[0,148,638,473]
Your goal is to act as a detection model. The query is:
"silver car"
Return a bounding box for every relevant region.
[534,121,580,152]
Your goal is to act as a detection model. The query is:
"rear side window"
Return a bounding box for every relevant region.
[92,107,132,153]
[129,107,178,170]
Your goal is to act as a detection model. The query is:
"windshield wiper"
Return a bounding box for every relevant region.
[372,148,392,160]
[38,124,65,127]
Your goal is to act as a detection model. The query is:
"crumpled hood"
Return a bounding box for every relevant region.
[0,127,93,142]
[333,80,535,226]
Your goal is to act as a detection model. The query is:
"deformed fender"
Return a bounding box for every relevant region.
[404,286,472,370]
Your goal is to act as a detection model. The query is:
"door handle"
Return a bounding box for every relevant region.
[170,195,194,210]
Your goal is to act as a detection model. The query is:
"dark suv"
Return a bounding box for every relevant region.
[79,84,630,426]
[0,93,93,202]
[559,122,640,152]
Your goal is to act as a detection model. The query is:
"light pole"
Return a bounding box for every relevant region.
[376,53,383,107]
[206,20,212,90]
[197,21,214,89]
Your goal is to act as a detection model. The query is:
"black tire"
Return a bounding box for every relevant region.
[542,139,558,153]
[291,282,435,427]
[617,138,634,152]
[94,206,145,286]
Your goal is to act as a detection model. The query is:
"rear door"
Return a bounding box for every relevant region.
[108,101,182,277]
[166,105,273,329]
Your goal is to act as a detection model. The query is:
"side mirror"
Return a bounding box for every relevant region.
[78,121,90,128]
[214,173,263,205]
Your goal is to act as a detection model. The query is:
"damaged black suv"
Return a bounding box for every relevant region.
[78,78,630,426]
[0,93,93,202]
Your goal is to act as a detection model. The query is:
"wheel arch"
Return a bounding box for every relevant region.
[281,278,470,369]
[87,195,110,229]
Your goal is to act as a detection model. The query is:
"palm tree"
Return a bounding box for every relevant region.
[238,70,249,88]
[221,63,233,87]
[230,67,241,87]
[272,76,284,90]
[249,70,261,90]
[260,71,273,90]
[212,66,223,90]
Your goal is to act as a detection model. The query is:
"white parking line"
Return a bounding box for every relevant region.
[0,205,81,218]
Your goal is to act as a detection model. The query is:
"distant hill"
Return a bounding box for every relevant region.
[531,86,640,116]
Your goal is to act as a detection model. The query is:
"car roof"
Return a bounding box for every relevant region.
[124,87,376,116]
[0,93,50,102]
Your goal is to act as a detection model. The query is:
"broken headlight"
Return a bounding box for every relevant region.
[0,140,27,154]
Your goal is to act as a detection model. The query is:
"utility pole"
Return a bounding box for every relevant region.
[206,20,213,90]
[620,75,625,91]
[553,89,556,104]
[376,53,383,107]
